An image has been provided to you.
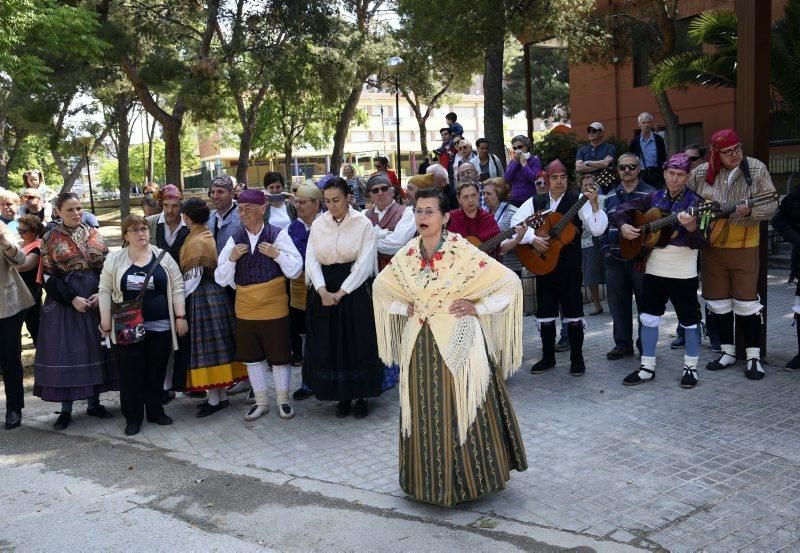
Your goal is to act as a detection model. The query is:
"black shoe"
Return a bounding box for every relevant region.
[124,423,141,436]
[606,347,633,361]
[5,410,21,430]
[53,412,72,430]
[292,387,313,401]
[623,367,655,386]
[744,358,765,380]
[531,357,556,374]
[570,359,586,376]
[86,405,113,419]
[187,391,206,399]
[670,335,686,349]
[197,402,229,418]
[786,354,800,371]
[680,366,698,389]
[554,336,570,352]
[353,399,369,419]
[336,401,351,418]
[196,400,228,409]
[147,414,173,425]
[707,352,736,371]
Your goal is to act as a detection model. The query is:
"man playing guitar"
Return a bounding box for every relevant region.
[511,159,608,376]
[615,154,709,388]
[687,129,778,380]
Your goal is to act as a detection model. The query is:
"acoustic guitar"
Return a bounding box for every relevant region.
[466,210,550,253]
[618,191,777,259]
[704,191,779,244]
[618,204,713,260]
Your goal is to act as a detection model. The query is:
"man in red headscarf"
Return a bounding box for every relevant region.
[511,159,608,376]
[688,129,777,380]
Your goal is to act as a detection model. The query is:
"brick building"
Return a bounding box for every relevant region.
[569,0,794,156]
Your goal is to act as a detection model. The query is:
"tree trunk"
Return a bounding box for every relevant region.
[237,123,254,186]
[283,143,294,184]
[654,90,679,154]
[330,83,363,176]
[483,26,506,161]
[161,116,183,187]
[117,104,132,218]
[146,115,156,183]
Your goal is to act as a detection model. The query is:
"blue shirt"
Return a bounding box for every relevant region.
[639,133,658,169]
[0,216,18,235]
[576,142,617,176]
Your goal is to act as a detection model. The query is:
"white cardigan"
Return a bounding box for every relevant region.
[98,245,186,349]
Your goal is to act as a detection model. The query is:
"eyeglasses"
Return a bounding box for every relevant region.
[237,206,261,215]
[687,155,700,162]
[719,144,742,156]
[414,208,440,217]
[618,164,639,171]
[587,128,601,134]
[17,227,31,233]
[127,227,149,234]
[459,145,470,150]
[370,186,391,194]
[512,145,525,151]
[295,199,315,206]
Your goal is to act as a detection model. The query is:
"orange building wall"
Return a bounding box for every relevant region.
[569,0,787,148]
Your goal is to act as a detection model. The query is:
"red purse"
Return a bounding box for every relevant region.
[111,250,167,346]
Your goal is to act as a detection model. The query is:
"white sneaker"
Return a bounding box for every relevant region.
[278,403,295,419]
[227,380,252,394]
[244,404,269,421]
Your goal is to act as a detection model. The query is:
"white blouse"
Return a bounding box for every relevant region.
[305,207,377,293]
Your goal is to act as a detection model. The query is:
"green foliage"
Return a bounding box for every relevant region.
[504,46,570,120]
[650,10,737,92]
[6,134,61,191]
[771,0,800,130]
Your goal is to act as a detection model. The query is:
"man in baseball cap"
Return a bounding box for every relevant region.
[576,121,616,189]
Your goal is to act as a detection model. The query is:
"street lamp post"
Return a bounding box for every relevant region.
[77,132,96,214]
[387,56,405,181]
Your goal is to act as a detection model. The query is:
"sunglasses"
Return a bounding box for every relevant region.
[17,227,31,233]
[370,186,391,194]
[587,127,601,134]
[618,164,639,171]
[513,145,525,151]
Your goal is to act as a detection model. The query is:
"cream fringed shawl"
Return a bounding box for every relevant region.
[372,231,523,445]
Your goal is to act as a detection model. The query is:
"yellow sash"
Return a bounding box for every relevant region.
[289,272,307,310]
[709,220,759,248]
[235,277,288,320]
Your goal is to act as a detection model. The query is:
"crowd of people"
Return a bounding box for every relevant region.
[0,110,791,508]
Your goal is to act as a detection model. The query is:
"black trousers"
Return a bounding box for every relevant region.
[641,274,701,326]
[0,310,26,412]
[289,306,305,362]
[113,330,172,425]
[535,246,584,319]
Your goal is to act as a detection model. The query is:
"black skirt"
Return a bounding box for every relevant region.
[302,262,383,401]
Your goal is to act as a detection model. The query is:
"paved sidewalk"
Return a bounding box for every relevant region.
[8,270,800,551]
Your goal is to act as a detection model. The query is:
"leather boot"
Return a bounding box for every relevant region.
[568,322,585,376]
[531,322,557,374]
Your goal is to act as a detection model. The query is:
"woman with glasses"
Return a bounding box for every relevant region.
[33,192,115,431]
[503,135,542,207]
[15,215,45,345]
[1,221,34,430]
[263,172,297,229]
[303,177,383,419]
[482,177,525,274]
[373,187,527,507]
[98,215,187,435]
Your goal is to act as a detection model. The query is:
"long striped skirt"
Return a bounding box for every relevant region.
[179,275,246,392]
[399,324,527,507]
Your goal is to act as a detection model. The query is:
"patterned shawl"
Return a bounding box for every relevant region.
[372,231,522,445]
[41,222,107,275]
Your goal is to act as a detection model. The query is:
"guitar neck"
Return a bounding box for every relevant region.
[642,212,679,233]
[479,226,517,253]
[552,195,589,235]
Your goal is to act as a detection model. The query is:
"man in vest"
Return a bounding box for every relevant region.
[215,189,303,420]
[207,176,242,254]
[687,129,777,380]
[146,184,189,262]
[364,173,405,271]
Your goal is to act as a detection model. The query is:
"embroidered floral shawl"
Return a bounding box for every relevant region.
[372,231,522,444]
[41,223,107,275]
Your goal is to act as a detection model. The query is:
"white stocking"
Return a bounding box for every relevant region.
[272,365,292,405]
[246,361,269,392]
[206,388,220,407]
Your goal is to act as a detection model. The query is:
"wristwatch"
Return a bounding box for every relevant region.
[175,315,186,320]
